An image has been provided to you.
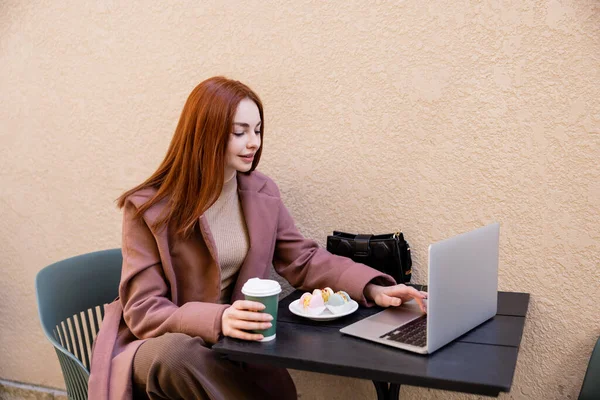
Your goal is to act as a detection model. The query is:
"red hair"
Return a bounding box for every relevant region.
[117,76,264,238]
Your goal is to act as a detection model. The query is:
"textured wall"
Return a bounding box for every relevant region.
[1,1,599,399]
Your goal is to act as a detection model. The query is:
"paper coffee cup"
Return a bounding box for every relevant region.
[241,278,282,342]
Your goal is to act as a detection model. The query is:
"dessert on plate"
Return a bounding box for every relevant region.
[297,287,354,316]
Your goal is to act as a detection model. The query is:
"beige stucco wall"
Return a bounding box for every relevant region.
[1,1,598,399]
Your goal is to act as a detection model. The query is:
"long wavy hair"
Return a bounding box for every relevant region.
[117,76,264,238]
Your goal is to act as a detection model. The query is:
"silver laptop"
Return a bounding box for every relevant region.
[340,222,499,354]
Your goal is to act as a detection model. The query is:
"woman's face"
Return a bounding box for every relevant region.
[224,98,262,180]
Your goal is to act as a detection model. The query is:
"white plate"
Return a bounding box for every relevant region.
[288,299,359,321]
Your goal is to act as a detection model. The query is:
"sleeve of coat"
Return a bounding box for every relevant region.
[272,199,396,307]
[119,199,228,344]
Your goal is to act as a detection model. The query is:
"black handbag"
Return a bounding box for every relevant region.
[326,231,412,284]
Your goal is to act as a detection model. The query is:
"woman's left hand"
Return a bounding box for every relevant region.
[364,283,428,313]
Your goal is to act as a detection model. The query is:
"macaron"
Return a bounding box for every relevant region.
[321,287,334,302]
[300,292,312,309]
[327,293,346,306]
[335,291,351,302]
[309,294,325,308]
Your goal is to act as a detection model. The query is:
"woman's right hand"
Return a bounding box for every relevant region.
[221,300,273,341]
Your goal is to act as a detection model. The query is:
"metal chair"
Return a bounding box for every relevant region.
[35,249,122,400]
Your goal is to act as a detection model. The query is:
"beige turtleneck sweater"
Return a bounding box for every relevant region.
[204,173,250,304]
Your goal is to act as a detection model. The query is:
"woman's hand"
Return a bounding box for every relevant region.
[221,300,273,341]
[364,283,428,313]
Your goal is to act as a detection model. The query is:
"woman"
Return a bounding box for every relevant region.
[88,76,427,400]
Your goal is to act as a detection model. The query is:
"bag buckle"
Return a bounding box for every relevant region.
[354,234,372,257]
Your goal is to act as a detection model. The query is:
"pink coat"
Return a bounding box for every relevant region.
[88,171,395,399]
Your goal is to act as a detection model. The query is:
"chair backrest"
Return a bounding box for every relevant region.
[35,249,122,373]
[579,336,600,400]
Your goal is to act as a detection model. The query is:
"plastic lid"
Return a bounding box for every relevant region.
[241,278,282,297]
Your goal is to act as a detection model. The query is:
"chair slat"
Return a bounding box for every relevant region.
[95,305,104,332]
[81,310,94,369]
[53,326,62,347]
[73,312,89,369]
[66,317,81,362]
[60,321,72,354]
[86,308,97,343]
[89,307,100,343]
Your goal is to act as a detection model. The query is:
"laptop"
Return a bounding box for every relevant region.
[340,222,500,354]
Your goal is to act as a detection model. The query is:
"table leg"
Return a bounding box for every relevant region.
[372,381,401,400]
[389,383,401,399]
[373,381,388,400]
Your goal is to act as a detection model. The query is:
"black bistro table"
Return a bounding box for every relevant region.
[213,288,529,399]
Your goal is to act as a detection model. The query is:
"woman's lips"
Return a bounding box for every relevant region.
[240,154,254,163]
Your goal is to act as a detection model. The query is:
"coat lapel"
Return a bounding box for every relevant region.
[231,173,280,302]
[197,214,218,269]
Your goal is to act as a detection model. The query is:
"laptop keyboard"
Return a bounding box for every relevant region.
[379,314,427,347]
